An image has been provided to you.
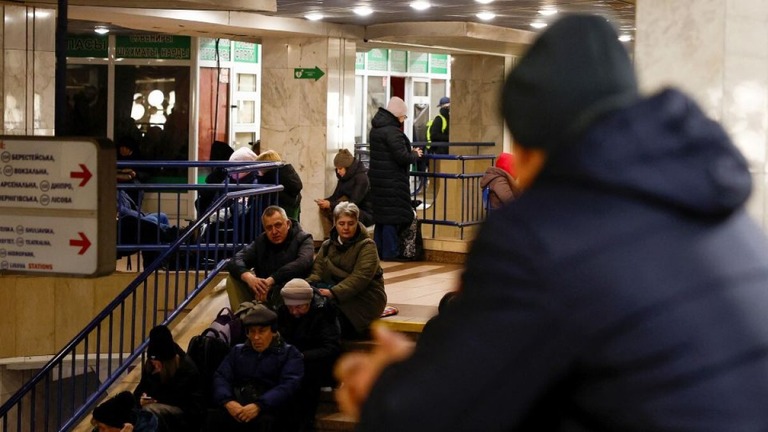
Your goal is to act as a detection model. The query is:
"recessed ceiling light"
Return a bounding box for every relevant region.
[410,1,431,11]
[530,21,548,29]
[618,34,633,42]
[538,7,558,16]
[94,26,110,35]
[475,0,494,4]
[305,12,324,21]
[476,12,496,20]
[354,6,374,16]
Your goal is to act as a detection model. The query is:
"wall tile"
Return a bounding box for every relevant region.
[4,49,27,133]
[3,5,27,50]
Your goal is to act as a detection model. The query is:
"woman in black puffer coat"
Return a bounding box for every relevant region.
[367,97,422,260]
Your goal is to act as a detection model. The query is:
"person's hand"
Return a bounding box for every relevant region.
[225,401,247,422]
[240,403,261,422]
[415,148,424,157]
[242,273,272,302]
[316,199,331,210]
[335,325,415,419]
[317,288,333,298]
[139,393,156,407]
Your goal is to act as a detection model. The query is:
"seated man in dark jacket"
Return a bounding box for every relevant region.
[226,205,314,309]
[278,279,341,430]
[208,305,304,432]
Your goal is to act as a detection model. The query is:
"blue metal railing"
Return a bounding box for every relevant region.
[0,161,284,432]
[354,142,496,239]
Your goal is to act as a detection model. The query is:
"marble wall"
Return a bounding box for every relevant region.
[636,0,768,228]
[1,5,55,136]
[260,36,356,238]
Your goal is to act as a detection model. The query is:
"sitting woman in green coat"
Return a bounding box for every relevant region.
[308,201,387,339]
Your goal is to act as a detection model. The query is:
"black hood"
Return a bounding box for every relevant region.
[503,14,638,152]
[541,89,752,217]
[337,158,368,182]
[371,107,402,129]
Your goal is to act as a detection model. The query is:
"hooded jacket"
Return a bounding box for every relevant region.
[307,222,386,334]
[325,158,374,226]
[368,107,419,225]
[358,15,768,432]
[480,166,521,210]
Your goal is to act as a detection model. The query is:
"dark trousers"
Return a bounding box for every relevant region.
[374,224,400,260]
[205,407,277,432]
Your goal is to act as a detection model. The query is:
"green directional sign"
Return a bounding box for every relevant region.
[294,66,325,81]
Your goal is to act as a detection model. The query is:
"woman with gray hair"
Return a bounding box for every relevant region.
[307,201,387,339]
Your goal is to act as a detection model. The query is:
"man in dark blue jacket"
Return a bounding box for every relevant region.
[336,14,768,431]
[208,304,304,432]
[226,205,314,309]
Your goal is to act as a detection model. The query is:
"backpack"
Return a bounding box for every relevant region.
[206,307,244,347]
[186,329,231,407]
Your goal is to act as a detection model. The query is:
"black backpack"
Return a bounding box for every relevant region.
[186,329,231,407]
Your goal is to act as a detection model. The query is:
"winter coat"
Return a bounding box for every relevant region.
[212,335,303,413]
[368,107,419,225]
[133,345,204,426]
[277,294,341,364]
[326,158,374,226]
[307,223,386,334]
[358,89,768,431]
[479,166,521,210]
[227,219,314,288]
[258,163,303,219]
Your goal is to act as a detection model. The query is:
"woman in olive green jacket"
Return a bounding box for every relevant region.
[308,201,387,339]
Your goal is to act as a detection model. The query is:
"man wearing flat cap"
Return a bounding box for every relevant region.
[315,149,374,236]
[278,278,341,430]
[209,304,304,431]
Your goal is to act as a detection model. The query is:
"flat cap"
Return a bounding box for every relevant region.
[241,304,278,327]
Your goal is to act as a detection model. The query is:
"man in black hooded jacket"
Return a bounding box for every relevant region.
[335,14,768,431]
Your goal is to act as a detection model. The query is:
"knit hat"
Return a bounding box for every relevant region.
[281,279,313,306]
[386,96,408,118]
[496,152,516,177]
[210,140,234,161]
[502,14,638,152]
[333,149,355,168]
[438,96,450,107]
[147,325,176,361]
[92,391,135,428]
[229,146,258,162]
[242,304,278,327]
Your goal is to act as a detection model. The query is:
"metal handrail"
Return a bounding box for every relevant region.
[0,165,283,431]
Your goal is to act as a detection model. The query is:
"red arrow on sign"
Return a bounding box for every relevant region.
[70,164,92,187]
[69,232,91,255]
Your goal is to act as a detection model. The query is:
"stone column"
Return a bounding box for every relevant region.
[635,0,768,228]
[260,36,356,239]
[1,5,55,135]
[427,54,506,240]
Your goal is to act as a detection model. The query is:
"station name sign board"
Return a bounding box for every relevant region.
[0,137,116,276]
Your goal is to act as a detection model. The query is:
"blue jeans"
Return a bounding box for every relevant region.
[374,224,400,260]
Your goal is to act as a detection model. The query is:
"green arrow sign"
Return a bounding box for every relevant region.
[294,66,325,81]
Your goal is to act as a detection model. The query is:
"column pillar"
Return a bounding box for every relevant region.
[1,4,55,135]
[635,0,768,227]
[260,36,357,239]
[427,54,506,239]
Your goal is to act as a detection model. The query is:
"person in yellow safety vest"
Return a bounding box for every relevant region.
[426,96,450,155]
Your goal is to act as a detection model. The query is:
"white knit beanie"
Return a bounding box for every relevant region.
[229,147,258,162]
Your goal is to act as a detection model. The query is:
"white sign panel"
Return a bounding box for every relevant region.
[0,215,98,274]
[0,140,97,210]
